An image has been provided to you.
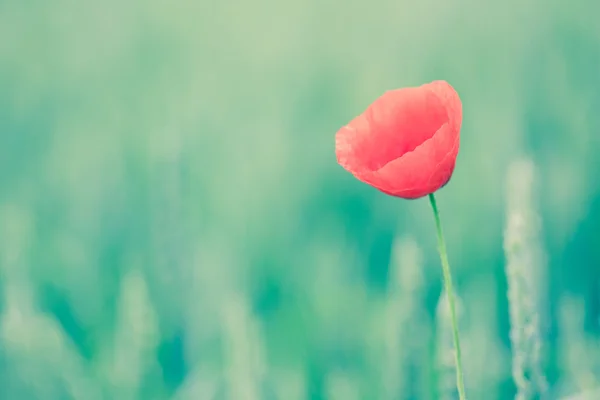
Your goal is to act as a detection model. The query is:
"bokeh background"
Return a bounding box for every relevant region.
[1,0,600,399]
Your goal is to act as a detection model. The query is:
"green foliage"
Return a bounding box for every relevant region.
[1,0,599,398]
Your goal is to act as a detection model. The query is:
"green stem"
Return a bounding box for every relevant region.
[428,193,466,400]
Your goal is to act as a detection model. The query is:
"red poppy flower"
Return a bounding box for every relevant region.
[335,80,462,199]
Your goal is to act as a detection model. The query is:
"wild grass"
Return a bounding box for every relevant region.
[1,1,599,399]
[503,159,549,399]
[1,158,598,400]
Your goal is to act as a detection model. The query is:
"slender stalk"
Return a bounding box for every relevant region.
[428,193,466,400]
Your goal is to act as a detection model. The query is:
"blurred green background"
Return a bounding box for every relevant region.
[1,0,600,399]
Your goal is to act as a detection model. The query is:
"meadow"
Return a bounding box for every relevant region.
[1,0,600,399]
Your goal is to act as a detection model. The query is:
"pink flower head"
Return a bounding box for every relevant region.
[335,80,462,199]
